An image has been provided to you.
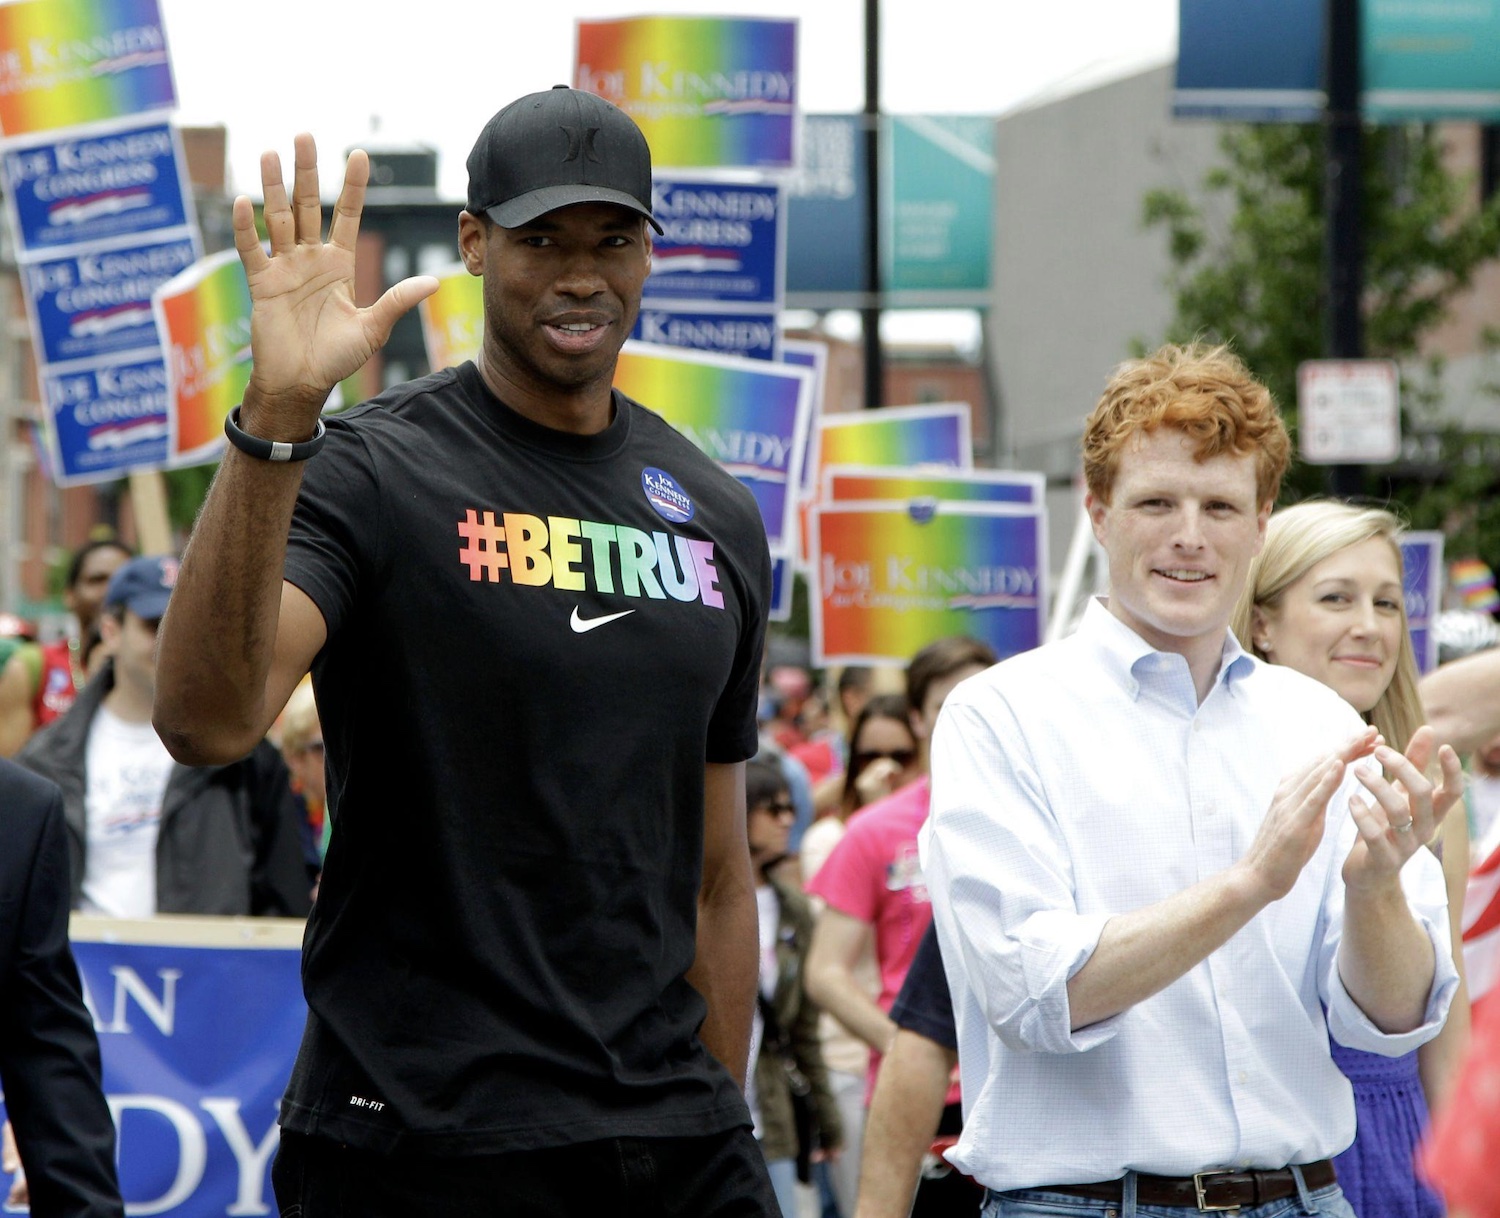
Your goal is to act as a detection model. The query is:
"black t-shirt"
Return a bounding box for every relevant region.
[279,362,770,1154]
[890,923,958,1052]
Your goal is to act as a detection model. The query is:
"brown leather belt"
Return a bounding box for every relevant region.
[1039,1160,1336,1211]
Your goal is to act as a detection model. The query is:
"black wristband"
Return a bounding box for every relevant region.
[223,405,326,462]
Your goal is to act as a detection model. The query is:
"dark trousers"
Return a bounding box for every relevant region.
[272,1126,780,1217]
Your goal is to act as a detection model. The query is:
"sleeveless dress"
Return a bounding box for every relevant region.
[1330,1039,1445,1217]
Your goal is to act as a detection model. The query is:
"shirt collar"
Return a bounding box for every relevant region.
[1078,597,1256,700]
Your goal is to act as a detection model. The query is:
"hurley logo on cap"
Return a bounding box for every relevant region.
[465,86,663,234]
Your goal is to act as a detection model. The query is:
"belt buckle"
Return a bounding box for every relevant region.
[1193,1169,1242,1213]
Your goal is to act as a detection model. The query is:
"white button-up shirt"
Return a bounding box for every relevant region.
[921,599,1456,1192]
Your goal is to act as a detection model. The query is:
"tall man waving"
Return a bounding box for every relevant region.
[154,87,775,1216]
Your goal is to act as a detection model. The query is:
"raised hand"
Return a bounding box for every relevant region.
[1240,727,1379,902]
[1342,727,1464,891]
[233,133,439,435]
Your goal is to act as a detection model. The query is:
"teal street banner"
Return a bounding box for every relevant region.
[1175,0,1500,121]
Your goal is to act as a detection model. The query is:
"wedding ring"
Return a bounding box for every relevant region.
[1394,820,1413,835]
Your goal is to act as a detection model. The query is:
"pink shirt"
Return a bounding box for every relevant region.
[809,776,959,1104]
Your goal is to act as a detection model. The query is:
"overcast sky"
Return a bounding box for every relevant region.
[161,0,1178,201]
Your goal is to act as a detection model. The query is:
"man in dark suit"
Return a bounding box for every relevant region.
[0,756,123,1217]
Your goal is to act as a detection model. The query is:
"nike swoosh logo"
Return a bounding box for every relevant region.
[570,606,636,634]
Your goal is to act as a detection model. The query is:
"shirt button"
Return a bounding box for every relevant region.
[1202,803,1216,816]
[1191,721,1201,733]
[1237,1071,1248,1084]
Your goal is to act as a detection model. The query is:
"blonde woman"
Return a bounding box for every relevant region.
[1233,499,1469,1218]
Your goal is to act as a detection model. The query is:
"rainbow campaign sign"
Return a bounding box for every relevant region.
[816,402,973,479]
[418,262,484,373]
[151,248,252,465]
[1,117,191,256]
[1402,531,1444,675]
[23,231,198,367]
[780,339,826,493]
[575,17,798,170]
[0,0,177,139]
[824,466,1043,506]
[40,354,167,484]
[811,501,1047,666]
[614,341,812,555]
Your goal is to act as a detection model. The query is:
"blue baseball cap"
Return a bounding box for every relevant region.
[104,555,179,621]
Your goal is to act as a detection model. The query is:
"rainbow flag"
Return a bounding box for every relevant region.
[0,0,177,138]
[1451,557,1500,614]
[418,263,484,372]
[614,341,812,553]
[811,501,1047,666]
[575,17,797,169]
[152,249,251,465]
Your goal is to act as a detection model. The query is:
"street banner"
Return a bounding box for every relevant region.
[816,402,972,481]
[811,500,1046,666]
[39,353,168,484]
[647,176,784,307]
[1,117,190,257]
[824,466,1042,506]
[1402,531,1444,675]
[785,114,995,304]
[785,114,867,299]
[614,341,812,555]
[0,916,305,1217]
[0,0,177,139]
[417,262,484,373]
[575,17,798,170]
[1366,0,1500,119]
[1175,0,1324,120]
[152,248,252,465]
[633,304,780,360]
[1176,0,1500,120]
[23,231,198,367]
[886,115,994,299]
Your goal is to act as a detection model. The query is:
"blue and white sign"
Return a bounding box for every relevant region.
[2,119,192,259]
[1402,531,1445,675]
[647,176,784,307]
[0,920,306,1218]
[770,556,795,623]
[24,233,199,367]
[633,305,781,361]
[42,355,170,485]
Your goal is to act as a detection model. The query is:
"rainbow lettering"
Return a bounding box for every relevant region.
[457,509,724,609]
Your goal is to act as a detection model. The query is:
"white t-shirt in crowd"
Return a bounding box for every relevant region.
[81,704,176,918]
[746,881,780,1138]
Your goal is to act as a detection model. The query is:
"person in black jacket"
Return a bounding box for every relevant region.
[17,556,310,918]
[0,756,123,1217]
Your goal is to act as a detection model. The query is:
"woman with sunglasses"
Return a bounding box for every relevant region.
[1232,500,1469,1218]
[807,637,997,1218]
[746,758,843,1217]
[797,691,919,1215]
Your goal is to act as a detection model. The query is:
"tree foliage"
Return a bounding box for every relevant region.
[1142,122,1500,563]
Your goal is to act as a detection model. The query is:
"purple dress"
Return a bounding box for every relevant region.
[1330,1039,1445,1217]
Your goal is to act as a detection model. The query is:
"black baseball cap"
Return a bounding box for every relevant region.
[466,85,663,234]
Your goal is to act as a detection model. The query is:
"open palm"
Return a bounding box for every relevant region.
[233,134,437,426]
